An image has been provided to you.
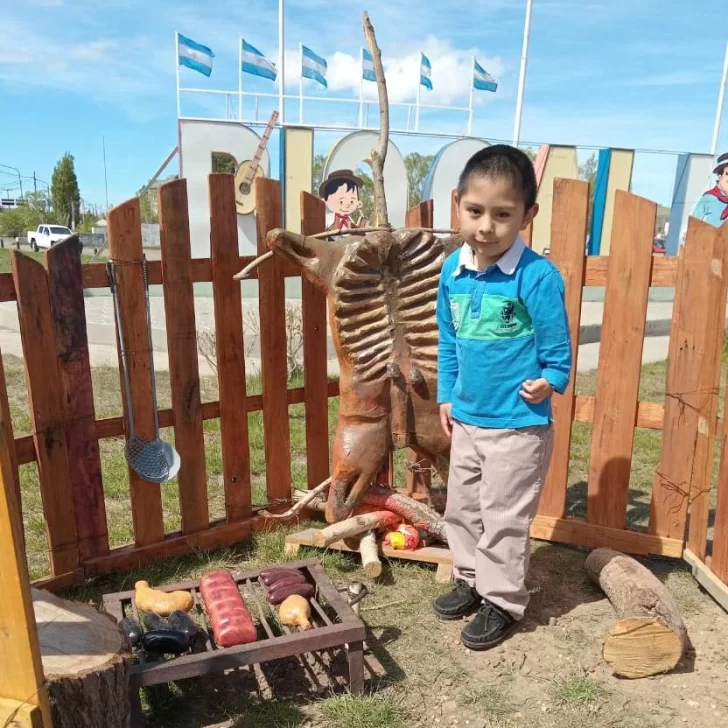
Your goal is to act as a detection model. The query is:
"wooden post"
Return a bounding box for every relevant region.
[159,179,209,534]
[538,179,588,518]
[587,191,656,529]
[0,372,53,726]
[652,219,727,546]
[300,192,330,488]
[12,251,80,576]
[107,198,165,546]
[256,178,292,502]
[0,342,22,551]
[46,237,109,560]
[209,173,253,521]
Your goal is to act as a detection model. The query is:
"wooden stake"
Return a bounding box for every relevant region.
[360,530,383,578]
[585,547,687,679]
[363,12,389,227]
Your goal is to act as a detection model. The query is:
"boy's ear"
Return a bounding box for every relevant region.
[522,203,539,229]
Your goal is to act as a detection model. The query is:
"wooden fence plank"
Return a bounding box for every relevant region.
[0,345,22,550]
[209,174,252,521]
[12,251,79,576]
[651,220,726,544]
[256,178,291,502]
[538,179,589,518]
[159,180,209,534]
[405,201,434,498]
[587,190,656,529]
[0,384,52,726]
[107,198,165,547]
[300,192,330,489]
[46,237,109,560]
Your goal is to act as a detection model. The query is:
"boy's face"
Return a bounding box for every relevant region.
[457,175,538,261]
[719,167,728,195]
[325,183,362,215]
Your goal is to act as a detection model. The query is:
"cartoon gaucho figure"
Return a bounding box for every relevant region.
[319,169,370,233]
[693,152,728,227]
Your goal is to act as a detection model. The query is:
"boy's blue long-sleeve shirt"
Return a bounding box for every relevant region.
[437,237,572,429]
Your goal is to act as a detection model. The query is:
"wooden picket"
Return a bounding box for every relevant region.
[107,198,165,546]
[209,173,253,521]
[300,192,330,489]
[46,239,109,559]
[587,190,656,529]
[12,252,79,577]
[159,179,209,534]
[0,342,22,551]
[256,177,292,502]
[537,178,589,519]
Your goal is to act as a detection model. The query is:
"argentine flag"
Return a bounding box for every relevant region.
[420,53,433,90]
[362,48,376,82]
[177,33,214,77]
[474,60,498,92]
[302,45,328,88]
[241,39,277,81]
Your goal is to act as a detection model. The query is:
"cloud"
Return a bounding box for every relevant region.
[623,70,713,87]
[27,0,64,6]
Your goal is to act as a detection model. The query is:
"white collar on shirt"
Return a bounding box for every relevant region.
[453,236,526,277]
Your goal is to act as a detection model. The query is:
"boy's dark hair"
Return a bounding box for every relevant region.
[321,179,359,199]
[457,144,537,210]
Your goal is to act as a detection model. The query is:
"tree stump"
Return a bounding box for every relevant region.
[32,587,132,728]
[584,548,687,679]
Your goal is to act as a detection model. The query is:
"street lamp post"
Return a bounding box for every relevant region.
[0,163,23,199]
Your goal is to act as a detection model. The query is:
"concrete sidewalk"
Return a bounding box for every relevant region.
[0,296,675,376]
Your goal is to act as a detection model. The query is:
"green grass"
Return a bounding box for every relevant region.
[0,246,101,273]
[463,684,514,719]
[550,675,609,708]
[319,693,409,728]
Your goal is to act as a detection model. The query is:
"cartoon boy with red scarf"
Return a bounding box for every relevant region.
[693,152,728,227]
[319,169,369,233]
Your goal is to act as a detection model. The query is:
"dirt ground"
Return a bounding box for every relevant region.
[102,525,728,728]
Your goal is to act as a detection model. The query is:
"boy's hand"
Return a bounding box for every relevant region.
[519,378,553,404]
[439,403,453,438]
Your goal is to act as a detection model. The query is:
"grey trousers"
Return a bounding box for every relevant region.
[444,420,554,620]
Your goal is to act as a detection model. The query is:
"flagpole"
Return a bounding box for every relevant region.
[359,48,364,128]
[468,56,475,136]
[415,56,422,132]
[278,0,285,122]
[711,40,728,156]
[299,43,304,124]
[175,31,181,120]
[238,37,243,120]
[512,0,533,146]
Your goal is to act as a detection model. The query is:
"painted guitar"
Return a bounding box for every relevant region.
[234,109,279,215]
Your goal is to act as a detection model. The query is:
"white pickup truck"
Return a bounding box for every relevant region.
[27,224,73,251]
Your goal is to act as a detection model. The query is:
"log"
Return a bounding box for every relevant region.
[312,511,401,548]
[32,587,131,727]
[360,530,383,578]
[584,547,687,678]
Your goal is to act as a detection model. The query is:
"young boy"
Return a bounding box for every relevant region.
[434,144,572,650]
[319,169,369,233]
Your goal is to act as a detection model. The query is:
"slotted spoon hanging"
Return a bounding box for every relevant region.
[107,257,181,484]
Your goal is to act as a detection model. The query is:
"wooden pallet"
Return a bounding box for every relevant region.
[102,558,366,727]
[284,528,454,583]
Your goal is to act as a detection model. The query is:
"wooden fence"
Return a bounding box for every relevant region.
[1,174,728,609]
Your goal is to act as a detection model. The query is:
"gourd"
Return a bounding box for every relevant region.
[141,629,191,655]
[140,611,169,631]
[119,617,143,648]
[167,610,199,640]
[279,594,313,631]
[134,580,194,616]
[267,581,315,605]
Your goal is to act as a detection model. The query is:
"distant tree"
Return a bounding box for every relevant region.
[312,154,326,199]
[51,152,81,228]
[578,152,598,229]
[211,152,236,175]
[404,152,434,210]
[522,146,538,162]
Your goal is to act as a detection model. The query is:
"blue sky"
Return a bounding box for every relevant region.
[1,0,727,210]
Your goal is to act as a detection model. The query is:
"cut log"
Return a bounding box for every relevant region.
[584,547,687,679]
[360,530,383,578]
[312,511,401,548]
[32,587,131,728]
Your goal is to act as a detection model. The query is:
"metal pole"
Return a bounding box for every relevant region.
[711,40,728,156]
[278,0,285,122]
[512,0,533,146]
[175,31,181,119]
[415,67,422,132]
[238,36,243,121]
[102,136,109,212]
[468,56,475,136]
[359,48,364,128]
[33,172,37,195]
[299,42,304,124]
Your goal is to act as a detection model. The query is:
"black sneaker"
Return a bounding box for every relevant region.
[460,600,516,650]
[432,579,481,620]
